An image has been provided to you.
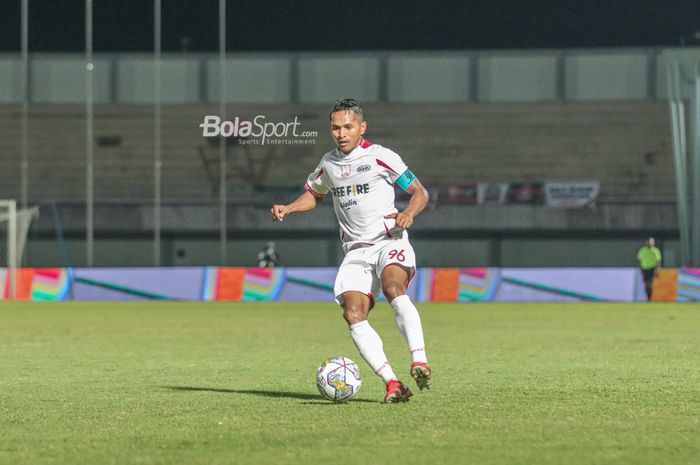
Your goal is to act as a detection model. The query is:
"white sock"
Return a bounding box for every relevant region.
[390,295,428,363]
[349,320,397,384]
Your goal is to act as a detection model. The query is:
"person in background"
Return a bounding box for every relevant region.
[257,241,280,268]
[637,237,662,301]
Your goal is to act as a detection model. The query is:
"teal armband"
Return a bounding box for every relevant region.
[395,169,417,191]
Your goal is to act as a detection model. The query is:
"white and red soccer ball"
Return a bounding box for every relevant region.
[316,356,362,402]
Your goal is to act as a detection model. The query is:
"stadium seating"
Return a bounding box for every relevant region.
[0,101,674,202]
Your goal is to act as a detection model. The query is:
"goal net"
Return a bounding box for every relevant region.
[0,200,39,300]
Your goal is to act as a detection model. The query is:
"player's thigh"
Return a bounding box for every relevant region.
[377,239,416,281]
[376,239,416,299]
[334,258,378,308]
[642,268,655,284]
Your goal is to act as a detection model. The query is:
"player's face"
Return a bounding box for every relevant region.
[330,110,367,154]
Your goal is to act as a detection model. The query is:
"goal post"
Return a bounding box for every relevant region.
[0,200,39,300]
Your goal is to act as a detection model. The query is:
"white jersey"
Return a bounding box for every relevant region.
[304,138,416,254]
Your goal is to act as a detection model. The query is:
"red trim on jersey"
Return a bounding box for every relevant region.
[376,158,398,174]
[383,221,392,239]
[304,183,324,199]
[360,138,374,149]
[314,168,324,180]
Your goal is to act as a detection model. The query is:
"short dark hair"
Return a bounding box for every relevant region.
[329,98,363,121]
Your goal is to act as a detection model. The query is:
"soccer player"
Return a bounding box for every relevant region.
[270,99,431,403]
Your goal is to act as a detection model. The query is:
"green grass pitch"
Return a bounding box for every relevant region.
[1,301,699,465]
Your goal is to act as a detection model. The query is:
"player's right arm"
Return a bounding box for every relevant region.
[270,191,322,222]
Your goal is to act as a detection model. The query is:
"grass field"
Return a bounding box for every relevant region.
[1,301,699,465]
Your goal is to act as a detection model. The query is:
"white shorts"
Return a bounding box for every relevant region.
[334,236,416,309]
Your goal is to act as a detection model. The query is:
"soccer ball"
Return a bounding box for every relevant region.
[316,356,362,402]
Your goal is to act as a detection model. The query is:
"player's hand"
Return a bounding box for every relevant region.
[384,212,414,229]
[271,204,288,222]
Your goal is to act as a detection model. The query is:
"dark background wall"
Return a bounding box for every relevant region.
[1,0,700,52]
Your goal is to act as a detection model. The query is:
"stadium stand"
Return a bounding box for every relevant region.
[0,100,673,202]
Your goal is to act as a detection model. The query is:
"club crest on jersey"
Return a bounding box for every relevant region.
[340,164,352,178]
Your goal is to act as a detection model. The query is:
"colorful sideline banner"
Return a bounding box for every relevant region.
[1,267,698,303]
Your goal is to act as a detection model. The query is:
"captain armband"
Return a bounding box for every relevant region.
[395,169,417,191]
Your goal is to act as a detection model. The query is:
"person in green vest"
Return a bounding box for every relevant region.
[637,237,662,300]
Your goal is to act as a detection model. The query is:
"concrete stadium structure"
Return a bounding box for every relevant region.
[1,47,698,268]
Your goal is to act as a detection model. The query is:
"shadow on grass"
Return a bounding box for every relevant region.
[161,385,381,404]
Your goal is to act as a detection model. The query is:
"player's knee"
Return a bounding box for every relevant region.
[342,305,366,325]
[382,281,406,302]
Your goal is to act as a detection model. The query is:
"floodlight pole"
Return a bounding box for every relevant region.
[154,0,162,266]
[666,60,692,266]
[218,0,227,265]
[20,0,29,212]
[85,0,94,267]
[691,66,700,266]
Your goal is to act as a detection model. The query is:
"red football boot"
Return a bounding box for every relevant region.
[410,362,432,391]
[384,379,413,403]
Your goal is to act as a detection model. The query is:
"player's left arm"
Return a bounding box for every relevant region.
[384,178,429,229]
[654,248,662,275]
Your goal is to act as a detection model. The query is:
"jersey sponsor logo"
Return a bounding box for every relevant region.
[357,164,371,172]
[340,199,358,210]
[341,164,352,178]
[330,183,370,198]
